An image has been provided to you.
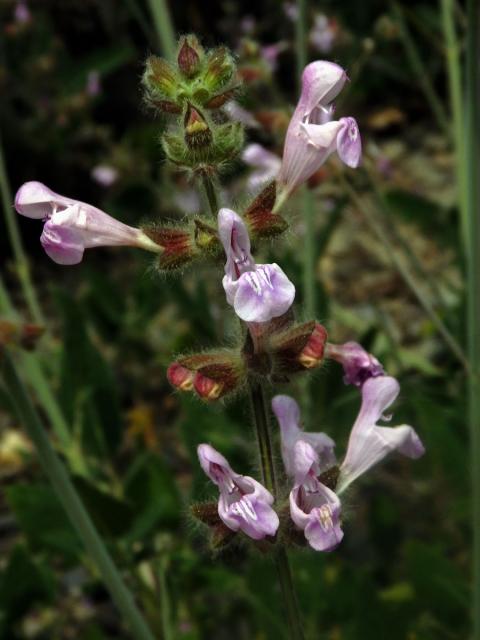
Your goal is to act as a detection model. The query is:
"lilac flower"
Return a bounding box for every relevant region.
[309,14,337,53]
[271,394,335,477]
[325,341,385,388]
[336,376,425,493]
[14,0,31,24]
[289,440,343,551]
[223,102,260,129]
[15,181,161,265]
[277,61,361,198]
[261,42,288,73]
[91,165,119,187]
[276,377,425,551]
[197,443,279,540]
[242,144,282,192]
[218,208,295,322]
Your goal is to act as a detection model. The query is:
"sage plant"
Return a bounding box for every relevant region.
[14,35,424,636]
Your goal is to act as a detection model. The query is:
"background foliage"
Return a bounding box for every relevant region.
[0,1,470,638]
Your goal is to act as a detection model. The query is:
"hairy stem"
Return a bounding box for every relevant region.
[202,173,220,216]
[1,352,156,640]
[249,380,305,640]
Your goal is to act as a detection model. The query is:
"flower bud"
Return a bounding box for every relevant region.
[297,323,328,369]
[270,321,328,375]
[204,87,237,110]
[203,47,235,93]
[193,372,223,401]
[143,56,178,99]
[167,362,195,391]
[177,35,203,78]
[184,104,212,150]
[243,182,288,239]
[167,351,245,401]
[142,224,197,270]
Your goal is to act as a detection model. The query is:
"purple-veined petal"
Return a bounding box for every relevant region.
[289,441,343,551]
[337,377,425,493]
[336,117,362,168]
[40,221,85,265]
[198,444,279,540]
[218,208,255,279]
[232,263,295,322]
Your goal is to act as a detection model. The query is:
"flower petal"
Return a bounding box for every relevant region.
[336,117,362,168]
[40,221,85,265]
[218,208,255,279]
[272,395,335,477]
[197,443,233,485]
[301,61,347,115]
[337,377,425,493]
[15,181,73,219]
[233,263,295,323]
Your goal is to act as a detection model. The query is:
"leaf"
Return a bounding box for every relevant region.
[0,545,55,631]
[5,483,81,562]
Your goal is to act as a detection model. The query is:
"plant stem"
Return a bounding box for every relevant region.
[440,0,468,248]
[202,173,220,216]
[340,175,469,372]
[466,0,480,635]
[146,0,176,60]
[1,353,156,640]
[392,2,451,138]
[0,131,43,324]
[248,379,305,640]
[249,381,277,494]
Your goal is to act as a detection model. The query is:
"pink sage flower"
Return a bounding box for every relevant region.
[325,341,385,388]
[272,394,335,477]
[290,440,343,551]
[242,144,282,192]
[15,181,161,265]
[278,61,361,198]
[197,444,279,540]
[276,377,425,551]
[218,208,295,322]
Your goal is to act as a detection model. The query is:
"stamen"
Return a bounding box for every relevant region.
[317,504,333,532]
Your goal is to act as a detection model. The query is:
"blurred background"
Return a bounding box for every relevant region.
[0,1,470,639]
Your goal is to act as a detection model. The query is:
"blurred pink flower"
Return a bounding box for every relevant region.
[309,14,337,53]
[242,143,282,191]
[91,165,119,187]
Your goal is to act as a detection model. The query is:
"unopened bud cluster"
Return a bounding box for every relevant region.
[143,36,244,173]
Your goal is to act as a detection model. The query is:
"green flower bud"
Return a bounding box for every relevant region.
[143,56,178,99]
[184,104,212,150]
[203,47,235,93]
[177,35,203,78]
